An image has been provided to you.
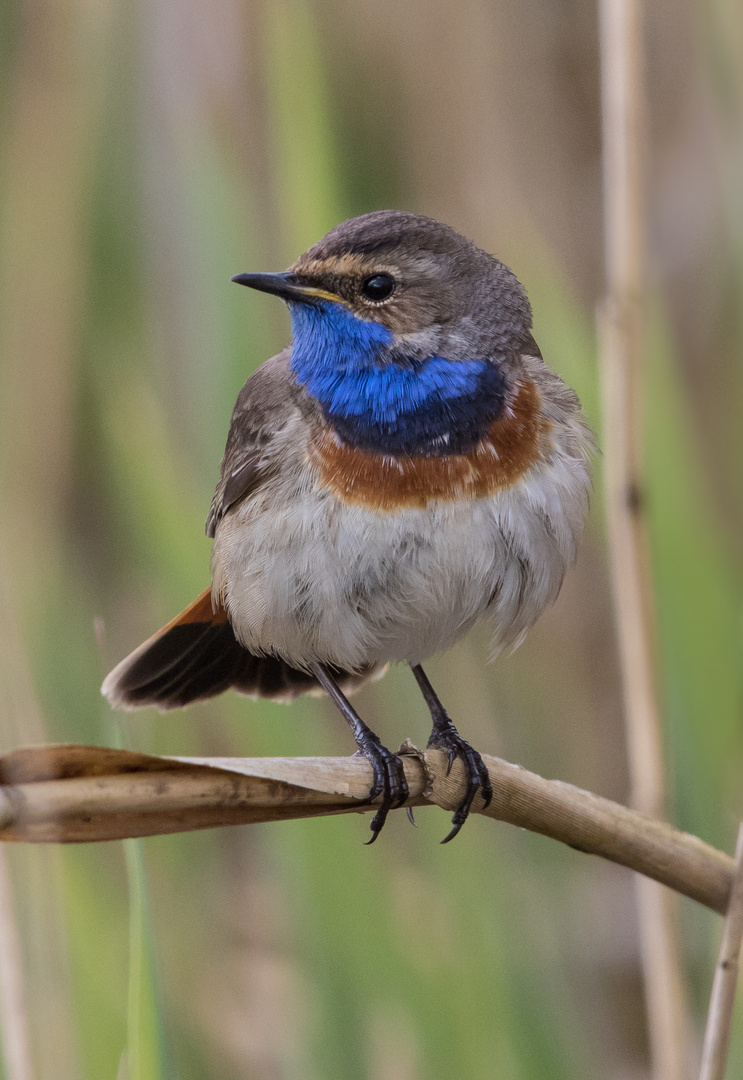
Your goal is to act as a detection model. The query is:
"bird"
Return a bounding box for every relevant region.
[102,210,593,843]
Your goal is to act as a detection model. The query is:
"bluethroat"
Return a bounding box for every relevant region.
[103,211,593,843]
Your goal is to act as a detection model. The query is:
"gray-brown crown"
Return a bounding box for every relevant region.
[293,210,533,360]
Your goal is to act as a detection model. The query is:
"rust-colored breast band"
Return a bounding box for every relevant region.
[310,380,550,512]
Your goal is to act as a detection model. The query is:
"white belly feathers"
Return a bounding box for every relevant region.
[210,432,589,673]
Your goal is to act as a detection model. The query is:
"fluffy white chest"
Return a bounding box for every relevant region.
[210,440,589,672]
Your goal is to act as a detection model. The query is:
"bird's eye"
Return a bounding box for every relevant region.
[360,273,396,303]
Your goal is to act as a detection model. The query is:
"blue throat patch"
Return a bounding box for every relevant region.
[289,301,506,455]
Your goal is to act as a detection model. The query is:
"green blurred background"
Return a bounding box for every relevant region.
[0,1,741,1077]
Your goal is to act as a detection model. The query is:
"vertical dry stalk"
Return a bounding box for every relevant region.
[699,824,743,1080]
[598,0,691,1077]
[0,848,34,1080]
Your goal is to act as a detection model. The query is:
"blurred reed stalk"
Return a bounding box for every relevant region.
[123,838,169,1080]
[698,824,743,1080]
[598,0,692,1078]
[0,848,35,1080]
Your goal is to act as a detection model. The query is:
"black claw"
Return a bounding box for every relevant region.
[406,806,417,827]
[427,721,492,842]
[365,806,388,844]
[357,732,408,843]
[441,819,465,845]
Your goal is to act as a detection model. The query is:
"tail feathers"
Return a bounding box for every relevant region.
[101,589,378,711]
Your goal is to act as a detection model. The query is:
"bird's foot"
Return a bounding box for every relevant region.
[355,733,409,844]
[308,660,409,844]
[427,718,493,843]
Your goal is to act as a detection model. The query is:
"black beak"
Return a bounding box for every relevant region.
[230,272,340,305]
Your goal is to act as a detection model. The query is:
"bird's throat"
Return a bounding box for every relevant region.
[289,302,506,456]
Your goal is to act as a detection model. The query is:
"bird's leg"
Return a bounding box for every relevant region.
[410,663,493,843]
[309,661,409,843]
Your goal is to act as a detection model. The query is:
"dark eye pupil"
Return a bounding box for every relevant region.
[361,273,395,301]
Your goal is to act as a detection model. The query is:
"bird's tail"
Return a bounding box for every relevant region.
[101,589,377,711]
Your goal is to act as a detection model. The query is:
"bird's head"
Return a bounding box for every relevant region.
[233,210,532,362]
[232,211,536,455]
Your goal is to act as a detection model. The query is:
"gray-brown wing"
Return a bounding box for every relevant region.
[521,330,543,359]
[206,349,298,538]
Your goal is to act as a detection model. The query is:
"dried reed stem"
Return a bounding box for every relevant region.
[0,848,34,1080]
[0,744,735,916]
[598,0,691,1075]
[699,824,743,1080]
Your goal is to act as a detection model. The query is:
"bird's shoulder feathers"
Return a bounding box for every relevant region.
[206,349,312,537]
